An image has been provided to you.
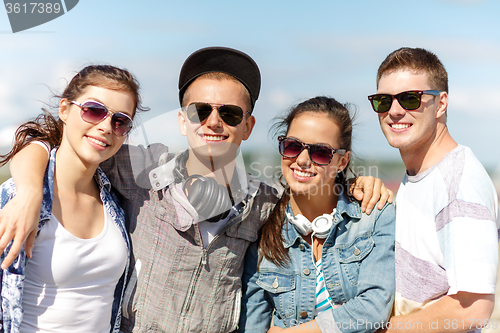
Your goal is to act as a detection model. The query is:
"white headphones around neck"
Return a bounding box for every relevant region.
[286,205,336,239]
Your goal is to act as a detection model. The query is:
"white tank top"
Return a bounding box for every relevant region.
[20,208,128,333]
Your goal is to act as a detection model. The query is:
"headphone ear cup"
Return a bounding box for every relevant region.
[185,176,232,222]
[186,177,210,214]
[287,212,313,235]
[207,179,232,222]
[311,214,333,239]
[188,177,217,217]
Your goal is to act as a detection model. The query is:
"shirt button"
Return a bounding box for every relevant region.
[354,246,361,256]
[303,268,311,276]
[155,182,161,188]
[299,244,305,251]
[152,173,157,179]
[300,311,308,318]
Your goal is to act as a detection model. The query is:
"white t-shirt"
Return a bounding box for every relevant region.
[394,145,499,316]
[20,207,128,333]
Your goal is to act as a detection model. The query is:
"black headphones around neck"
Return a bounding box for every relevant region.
[174,151,237,223]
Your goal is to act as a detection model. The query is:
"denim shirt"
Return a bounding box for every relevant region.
[0,149,131,333]
[239,194,396,333]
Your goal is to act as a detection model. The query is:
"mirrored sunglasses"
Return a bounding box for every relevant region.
[71,100,133,137]
[278,136,346,166]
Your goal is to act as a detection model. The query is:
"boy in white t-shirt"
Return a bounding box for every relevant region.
[368,47,499,333]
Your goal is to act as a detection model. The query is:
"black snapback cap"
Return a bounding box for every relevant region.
[178,46,261,109]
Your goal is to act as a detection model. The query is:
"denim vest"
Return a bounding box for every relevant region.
[239,194,396,333]
[0,149,131,333]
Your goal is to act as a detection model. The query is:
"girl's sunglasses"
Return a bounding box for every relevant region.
[183,102,250,127]
[71,100,133,137]
[278,136,346,166]
[367,90,441,113]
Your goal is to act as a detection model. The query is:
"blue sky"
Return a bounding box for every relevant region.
[1,0,499,174]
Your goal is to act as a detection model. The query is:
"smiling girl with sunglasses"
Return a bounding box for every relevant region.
[0,65,148,333]
[239,96,396,333]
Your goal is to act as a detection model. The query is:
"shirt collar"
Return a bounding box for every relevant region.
[94,165,112,192]
[335,192,361,219]
[148,149,254,197]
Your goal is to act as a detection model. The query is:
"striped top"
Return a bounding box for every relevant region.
[314,259,334,316]
[394,145,499,321]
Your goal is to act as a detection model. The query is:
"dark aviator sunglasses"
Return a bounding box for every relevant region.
[183,102,250,127]
[278,136,347,166]
[368,90,442,113]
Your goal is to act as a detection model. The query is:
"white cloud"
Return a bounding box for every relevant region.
[0,125,19,148]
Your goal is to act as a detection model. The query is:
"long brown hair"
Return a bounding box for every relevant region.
[259,96,354,267]
[0,65,148,166]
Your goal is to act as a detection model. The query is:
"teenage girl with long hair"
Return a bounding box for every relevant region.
[0,65,147,333]
[239,96,396,333]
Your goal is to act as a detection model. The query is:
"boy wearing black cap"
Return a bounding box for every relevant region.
[104,47,275,333]
[2,47,389,332]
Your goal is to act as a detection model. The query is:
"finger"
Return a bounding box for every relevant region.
[0,225,16,255]
[352,176,374,202]
[377,184,389,210]
[1,236,24,269]
[365,178,382,215]
[348,179,361,200]
[388,189,394,203]
[0,220,8,253]
[26,230,37,258]
[0,215,6,237]
[359,177,375,213]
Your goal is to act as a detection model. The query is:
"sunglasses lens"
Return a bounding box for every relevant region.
[280,138,303,158]
[310,146,333,165]
[111,113,133,136]
[370,95,393,113]
[80,101,108,123]
[186,103,213,123]
[218,105,244,126]
[397,91,421,110]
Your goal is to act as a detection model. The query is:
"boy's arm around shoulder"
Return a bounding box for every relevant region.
[382,292,494,333]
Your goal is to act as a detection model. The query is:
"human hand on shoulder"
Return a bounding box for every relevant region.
[349,176,393,214]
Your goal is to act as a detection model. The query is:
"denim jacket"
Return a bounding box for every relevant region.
[239,194,396,333]
[0,149,131,333]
